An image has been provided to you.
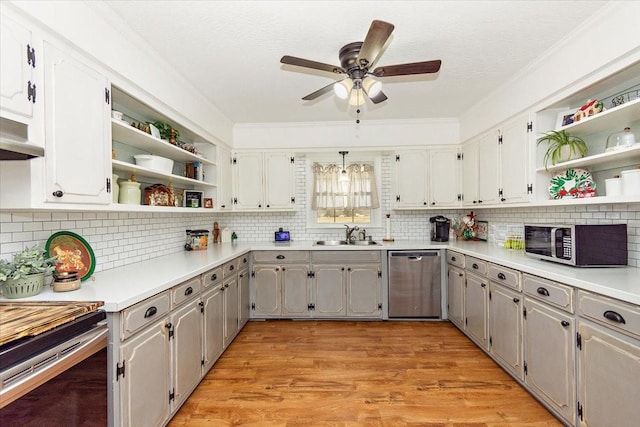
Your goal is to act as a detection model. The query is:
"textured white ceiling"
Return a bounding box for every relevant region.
[102,0,608,124]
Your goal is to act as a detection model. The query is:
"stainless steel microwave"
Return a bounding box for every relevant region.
[524,224,627,267]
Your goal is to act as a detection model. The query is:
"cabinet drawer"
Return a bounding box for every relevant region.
[311,250,380,263]
[202,266,223,289]
[465,256,487,276]
[171,277,201,308]
[121,291,170,340]
[578,290,640,340]
[523,274,574,313]
[446,251,465,268]
[238,254,250,271]
[488,264,521,291]
[253,250,309,263]
[223,258,238,278]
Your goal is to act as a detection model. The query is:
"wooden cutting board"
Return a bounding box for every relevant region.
[0,301,104,346]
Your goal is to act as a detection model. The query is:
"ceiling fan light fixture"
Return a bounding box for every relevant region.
[348,89,365,106]
[362,77,382,97]
[333,79,353,99]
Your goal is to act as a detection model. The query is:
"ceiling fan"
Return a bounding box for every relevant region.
[280,20,442,107]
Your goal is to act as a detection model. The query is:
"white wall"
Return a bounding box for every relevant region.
[459,1,640,142]
[234,118,459,150]
[7,0,234,145]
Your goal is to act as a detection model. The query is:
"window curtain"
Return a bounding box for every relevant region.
[311,163,379,210]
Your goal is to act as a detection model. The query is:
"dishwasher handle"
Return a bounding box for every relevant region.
[389,251,440,259]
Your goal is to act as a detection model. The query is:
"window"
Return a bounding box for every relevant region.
[307,155,381,228]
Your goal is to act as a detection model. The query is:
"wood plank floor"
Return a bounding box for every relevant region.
[169,321,562,427]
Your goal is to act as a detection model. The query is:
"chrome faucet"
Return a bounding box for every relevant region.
[345,224,359,243]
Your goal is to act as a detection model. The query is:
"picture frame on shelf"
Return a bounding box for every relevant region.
[556,109,575,129]
[183,190,203,208]
[204,198,213,208]
[476,221,489,241]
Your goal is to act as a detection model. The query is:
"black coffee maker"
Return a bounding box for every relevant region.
[430,215,450,242]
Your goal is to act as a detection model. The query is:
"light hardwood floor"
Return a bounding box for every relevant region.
[169,321,562,427]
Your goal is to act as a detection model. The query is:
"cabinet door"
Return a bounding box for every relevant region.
[281,264,311,318]
[264,152,295,209]
[171,299,203,411]
[578,322,640,427]
[346,264,381,317]
[43,41,111,204]
[119,318,171,427]
[394,150,428,208]
[217,146,233,210]
[233,152,263,209]
[500,114,531,203]
[202,285,224,373]
[237,269,251,329]
[252,265,281,317]
[478,130,499,205]
[447,265,465,329]
[312,265,346,317]
[461,140,479,206]
[0,12,33,119]
[489,283,523,379]
[223,277,239,348]
[429,148,460,207]
[523,298,575,425]
[465,272,489,349]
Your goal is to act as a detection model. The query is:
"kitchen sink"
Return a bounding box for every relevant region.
[314,240,378,246]
[314,240,349,246]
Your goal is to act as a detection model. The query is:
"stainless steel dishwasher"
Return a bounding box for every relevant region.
[388,250,442,318]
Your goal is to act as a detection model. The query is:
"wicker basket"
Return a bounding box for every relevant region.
[1,273,45,299]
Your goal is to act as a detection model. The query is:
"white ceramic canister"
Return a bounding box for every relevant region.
[118,179,141,204]
[605,177,622,197]
[112,174,119,203]
[620,169,640,196]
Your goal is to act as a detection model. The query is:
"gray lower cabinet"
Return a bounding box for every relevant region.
[489,282,523,380]
[170,298,203,411]
[346,264,382,317]
[447,265,465,329]
[238,266,251,328]
[576,290,640,427]
[281,265,313,317]
[252,265,282,317]
[222,275,239,348]
[523,297,575,425]
[202,283,224,373]
[119,315,171,427]
[312,264,347,317]
[465,272,489,349]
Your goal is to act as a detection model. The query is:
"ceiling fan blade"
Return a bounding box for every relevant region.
[372,60,442,77]
[369,91,388,104]
[281,55,345,75]
[357,20,395,68]
[302,81,337,101]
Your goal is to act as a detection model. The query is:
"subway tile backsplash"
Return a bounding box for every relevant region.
[1,156,638,271]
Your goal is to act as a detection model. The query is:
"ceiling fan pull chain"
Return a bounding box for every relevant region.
[356,90,361,124]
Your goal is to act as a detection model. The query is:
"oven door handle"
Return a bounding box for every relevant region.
[0,325,108,409]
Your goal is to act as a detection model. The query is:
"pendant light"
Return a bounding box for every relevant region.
[338,151,349,184]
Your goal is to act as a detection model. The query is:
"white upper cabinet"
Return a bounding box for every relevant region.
[217,145,232,210]
[232,151,295,211]
[429,147,460,207]
[43,41,112,204]
[461,139,480,206]
[499,114,533,204]
[0,12,35,120]
[477,130,500,205]
[394,148,460,209]
[394,150,428,208]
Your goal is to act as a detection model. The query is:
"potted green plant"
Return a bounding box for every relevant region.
[150,121,180,144]
[537,130,588,169]
[0,246,57,298]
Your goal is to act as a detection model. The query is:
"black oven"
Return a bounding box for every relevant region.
[0,310,108,426]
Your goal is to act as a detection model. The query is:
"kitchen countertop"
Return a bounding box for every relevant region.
[2,240,639,311]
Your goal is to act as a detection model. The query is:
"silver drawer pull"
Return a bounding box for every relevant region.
[603,310,626,324]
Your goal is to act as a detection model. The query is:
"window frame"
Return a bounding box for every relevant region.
[305,153,383,231]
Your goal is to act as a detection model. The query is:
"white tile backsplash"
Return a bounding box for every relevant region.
[1,155,638,270]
